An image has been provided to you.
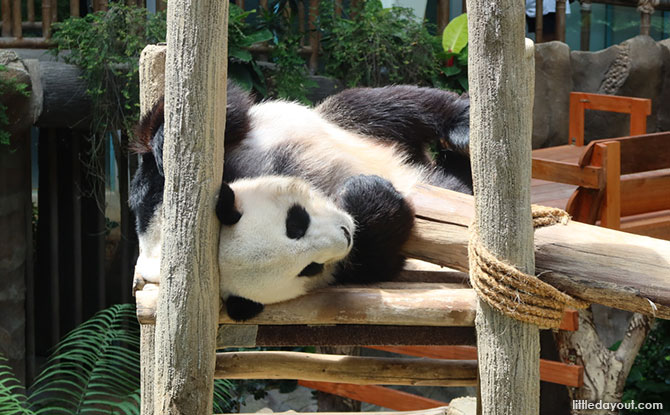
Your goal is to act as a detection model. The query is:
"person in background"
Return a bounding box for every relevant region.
[526,0,571,41]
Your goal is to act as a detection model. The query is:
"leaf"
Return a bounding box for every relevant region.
[229,48,253,62]
[442,13,468,54]
[243,29,273,45]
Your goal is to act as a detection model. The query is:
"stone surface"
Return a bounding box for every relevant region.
[533,41,572,148]
[571,35,663,142]
[0,50,33,136]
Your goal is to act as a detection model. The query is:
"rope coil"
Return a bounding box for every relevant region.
[468,205,589,329]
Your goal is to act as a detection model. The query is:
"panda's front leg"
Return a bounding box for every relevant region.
[333,175,414,285]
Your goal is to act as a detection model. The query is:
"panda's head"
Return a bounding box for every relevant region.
[216,176,355,307]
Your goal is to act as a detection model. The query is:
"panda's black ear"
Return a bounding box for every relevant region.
[216,182,242,225]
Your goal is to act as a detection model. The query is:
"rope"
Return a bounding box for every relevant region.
[468,205,590,329]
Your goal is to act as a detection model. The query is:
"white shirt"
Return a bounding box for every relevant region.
[526,0,571,18]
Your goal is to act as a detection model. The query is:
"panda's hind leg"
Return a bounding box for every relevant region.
[333,175,414,285]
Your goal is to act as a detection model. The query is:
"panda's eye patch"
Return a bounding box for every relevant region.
[286,204,310,239]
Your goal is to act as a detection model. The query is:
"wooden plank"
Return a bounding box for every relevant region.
[578,132,670,173]
[214,351,478,386]
[532,144,584,162]
[532,158,602,189]
[299,381,448,411]
[621,171,670,216]
[368,346,583,387]
[621,210,670,240]
[137,285,478,327]
[630,99,649,135]
[577,92,651,116]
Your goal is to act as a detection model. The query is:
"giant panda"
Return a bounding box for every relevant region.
[130,82,471,321]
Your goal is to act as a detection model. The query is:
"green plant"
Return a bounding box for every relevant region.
[622,319,670,414]
[0,305,234,414]
[269,33,317,104]
[228,4,274,96]
[319,0,444,88]
[440,13,468,93]
[0,64,30,147]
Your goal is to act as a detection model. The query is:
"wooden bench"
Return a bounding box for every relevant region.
[531,93,670,239]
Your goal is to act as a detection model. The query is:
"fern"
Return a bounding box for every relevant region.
[29,304,141,415]
[0,356,33,415]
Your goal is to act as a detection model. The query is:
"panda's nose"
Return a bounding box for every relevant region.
[341,226,352,247]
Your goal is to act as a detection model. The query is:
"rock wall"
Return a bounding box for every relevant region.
[533,35,668,148]
[0,50,32,382]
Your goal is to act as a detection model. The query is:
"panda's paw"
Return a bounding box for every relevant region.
[334,175,414,285]
[225,295,265,321]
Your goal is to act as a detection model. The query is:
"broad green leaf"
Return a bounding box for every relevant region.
[442,13,468,54]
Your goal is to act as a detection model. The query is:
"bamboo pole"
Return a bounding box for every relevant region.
[466,1,539,414]
[41,0,51,39]
[152,0,228,412]
[27,0,35,22]
[308,0,319,73]
[437,0,449,34]
[536,0,543,43]
[215,351,478,386]
[11,0,20,38]
[581,1,592,50]
[1,0,11,37]
[556,0,566,42]
[70,0,79,18]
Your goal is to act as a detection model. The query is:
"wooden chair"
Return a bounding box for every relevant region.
[532,93,670,239]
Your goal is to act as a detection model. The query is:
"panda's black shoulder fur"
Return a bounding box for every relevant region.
[316,85,470,162]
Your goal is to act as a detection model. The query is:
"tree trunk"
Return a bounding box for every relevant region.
[556,309,652,415]
[152,1,229,414]
[465,2,539,414]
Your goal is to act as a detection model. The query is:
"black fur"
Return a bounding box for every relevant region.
[216,183,242,225]
[299,262,325,277]
[316,85,471,163]
[226,295,265,321]
[333,175,414,285]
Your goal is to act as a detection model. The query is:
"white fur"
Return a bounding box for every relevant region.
[247,101,424,195]
[134,203,163,283]
[218,176,354,304]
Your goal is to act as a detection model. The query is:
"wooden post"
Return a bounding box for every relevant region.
[11,0,21,38]
[152,0,228,413]
[138,44,165,415]
[308,0,319,73]
[41,0,51,39]
[70,0,79,18]
[466,1,539,414]
[27,0,35,22]
[1,0,11,37]
[437,0,449,34]
[580,0,591,51]
[536,0,543,43]
[556,0,566,42]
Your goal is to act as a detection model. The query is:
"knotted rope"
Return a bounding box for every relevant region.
[468,205,590,329]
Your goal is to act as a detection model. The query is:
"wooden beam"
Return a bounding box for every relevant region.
[214,351,478,386]
[11,0,21,38]
[299,381,448,411]
[137,284,478,327]
[402,183,670,319]
[1,0,11,37]
[436,0,449,34]
[368,346,584,387]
